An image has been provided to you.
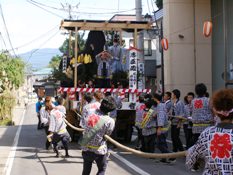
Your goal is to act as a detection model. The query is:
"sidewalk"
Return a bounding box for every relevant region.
[0,103,26,175]
[12,103,26,126]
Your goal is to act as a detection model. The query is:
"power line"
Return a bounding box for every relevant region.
[27,0,64,18]
[81,8,136,15]
[28,0,135,15]
[8,24,59,52]
[21,52,61,56]
[0,31,7,51]
[26,51,61,54]
[25,30,60,65]
[80,6,131,11]
[41,0,60,5]
[0,4,16,57]
[30,0,63,11]
[60,2,80,19]
[26,30,60,64]
[23,54,61,58]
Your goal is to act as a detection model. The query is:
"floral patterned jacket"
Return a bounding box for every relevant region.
[191,97,213,134]
[186,123,233,175]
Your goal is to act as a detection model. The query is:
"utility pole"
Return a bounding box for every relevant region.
[223,0,227,87]
[135,0,145,89]
[61,3,80,88]
[61,3,80,20]
[160,21,165,96]
[61,3,73,58]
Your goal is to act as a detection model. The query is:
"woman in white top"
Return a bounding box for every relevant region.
[40,96,52,150]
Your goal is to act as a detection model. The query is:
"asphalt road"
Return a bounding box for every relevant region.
[2,103,203,175]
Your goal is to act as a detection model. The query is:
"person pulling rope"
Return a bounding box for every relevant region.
[63,118,186,159]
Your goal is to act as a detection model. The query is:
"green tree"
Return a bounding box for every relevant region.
[0,53,24,125]
[50,32,86,84]
[105,31,115,47]
[0,90,15,123]
[48,55,62,69]
[0,53,25,89]
[59,38,69,54]
[155,0,163,9]
[59,32,86,56]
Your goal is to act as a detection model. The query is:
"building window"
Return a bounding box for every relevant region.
[129,39,152,56]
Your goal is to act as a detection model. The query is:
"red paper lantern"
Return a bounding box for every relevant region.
[203,21,212,37]
[161,38,168,51]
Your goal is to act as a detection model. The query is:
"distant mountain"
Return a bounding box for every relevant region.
[19,48,62,71]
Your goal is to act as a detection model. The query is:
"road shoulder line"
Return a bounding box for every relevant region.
[109,150,151,175]
[3,109,26,175]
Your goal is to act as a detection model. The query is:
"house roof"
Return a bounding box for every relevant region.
[33,68,53,75]
[110,14,158,22]
[109,14,137,21]
[153,9,163,21]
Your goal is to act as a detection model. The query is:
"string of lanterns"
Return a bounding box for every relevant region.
[160,21,212,51]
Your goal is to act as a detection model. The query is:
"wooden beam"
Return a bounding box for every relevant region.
[74,27,78,88]
[120,30,122,46]
[61,26,123,31]
[60,20,152,31]
[68,30,72,57]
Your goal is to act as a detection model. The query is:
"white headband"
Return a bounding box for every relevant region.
[215,108,233,117]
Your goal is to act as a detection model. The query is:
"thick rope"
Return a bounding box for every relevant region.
[64,118,84,132]
[64,118,187,159]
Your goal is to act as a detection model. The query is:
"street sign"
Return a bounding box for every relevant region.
[129,47,138,102]
[129,48,137,90]
[62,55,67,73]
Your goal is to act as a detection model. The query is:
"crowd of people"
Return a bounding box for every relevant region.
[35,82,233,175]
[135,83,233,174]
[135,83,213,165]
[36,96,70,157]
[35,92,120,175]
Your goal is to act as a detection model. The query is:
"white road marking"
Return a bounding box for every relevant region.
[109,150,151,175]
[3,109,26,175]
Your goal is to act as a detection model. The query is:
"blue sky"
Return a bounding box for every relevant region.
[0,0,156,55]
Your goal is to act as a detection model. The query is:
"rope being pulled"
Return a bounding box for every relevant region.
[64,118,187,159]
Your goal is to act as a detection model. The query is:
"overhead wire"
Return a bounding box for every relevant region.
[28,0,135,15]
[22,53,61,57]
[80,6,131,11]
[72,8,136,15]
[29,0,63,11]
[25,29,60,65]
[26,29,60,61]
[26,0,64,18]
[0,4,16,57]
[26,51,61,54]
[21,52,61,56]
[42,0,60,5]
[0,31,8,51]
[8,24,59,52]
